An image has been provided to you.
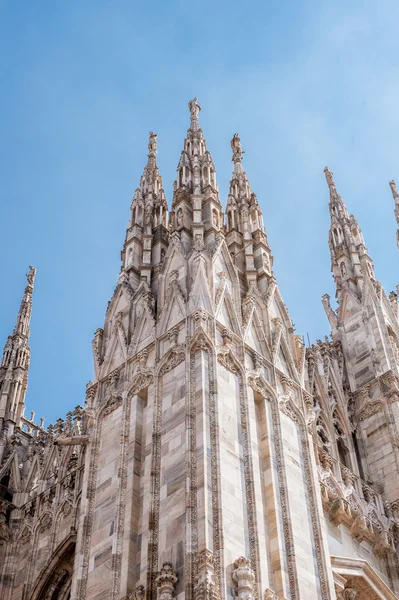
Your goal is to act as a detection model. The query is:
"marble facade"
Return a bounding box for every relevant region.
[1,100,399,599]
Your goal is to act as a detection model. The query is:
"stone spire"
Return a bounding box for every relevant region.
[171,99,222,252]
[122,132,168,290]
[225,133,272,293]
[0,266,36,426]
[324,167,375,301]
[389,180,399,249]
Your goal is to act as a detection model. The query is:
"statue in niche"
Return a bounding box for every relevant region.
[177,208,183,227]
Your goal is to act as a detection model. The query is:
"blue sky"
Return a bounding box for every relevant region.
[1,0,398,424]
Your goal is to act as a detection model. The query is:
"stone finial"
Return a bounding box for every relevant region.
[148,132,158,156]
[188,98,202,130]
[232,557,255,600]
[26,265,36,287]
[389,179,399,199]
[156,562,178,600]
[324,166,335,189]
[231,133,244,163]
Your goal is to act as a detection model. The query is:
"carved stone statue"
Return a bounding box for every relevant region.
[188,97,201,120]
[26,265,36,286]
[390,180,399,199]
[324,166,335,189]
[231,133,244,162]
[148,131,158,155]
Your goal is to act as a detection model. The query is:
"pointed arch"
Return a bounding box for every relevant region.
[29,534,76,600]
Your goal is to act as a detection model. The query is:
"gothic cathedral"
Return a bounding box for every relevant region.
[2,100,399,600]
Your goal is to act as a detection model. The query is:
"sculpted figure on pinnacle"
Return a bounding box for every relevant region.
[188,97,201,122]
[148,131,158,155]
[231,133,244,163]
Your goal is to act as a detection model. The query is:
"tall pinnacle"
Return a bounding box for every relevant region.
[15,266,36,338]
[324,167,374,302]
[389,180,399,250]
[0,266,36,425]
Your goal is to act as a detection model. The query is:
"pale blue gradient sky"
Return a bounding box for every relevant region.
[1,1,398,424]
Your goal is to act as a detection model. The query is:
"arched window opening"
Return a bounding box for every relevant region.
[340,262,346,277]
[333,228,339,245]
[0,474,12,503]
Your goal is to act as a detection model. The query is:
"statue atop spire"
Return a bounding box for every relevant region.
[188,97,201,130]
[148,131,158,157]
[389,179,399,199]
[324,166,335,189]
[231,133,244,163]
[26,265,36,288]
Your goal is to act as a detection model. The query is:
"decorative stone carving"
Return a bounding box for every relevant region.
[264,590,278,600]
[232,557,255,600]
[156,562,178,600]
[193,308,208,331]
[194,550,219,600]
[167,326,180,346]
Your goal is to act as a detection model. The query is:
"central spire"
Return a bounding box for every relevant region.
[171,99,222,252]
